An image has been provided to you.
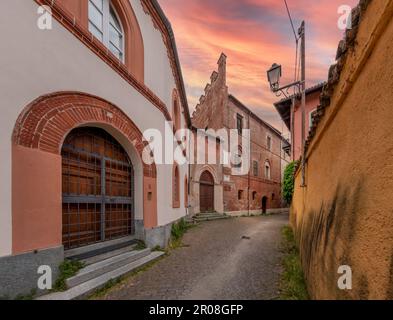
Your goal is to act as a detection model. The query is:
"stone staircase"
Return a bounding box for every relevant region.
[192,212,229,223]
[37,237,164,300]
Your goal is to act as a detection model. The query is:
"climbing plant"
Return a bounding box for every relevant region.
[283,161,299,204]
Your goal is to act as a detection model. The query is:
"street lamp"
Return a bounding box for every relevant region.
[267,21,307,187]
[267,63,303,99]
[267,63,282,92]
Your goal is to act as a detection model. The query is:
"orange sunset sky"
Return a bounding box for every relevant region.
[159,0,358,132]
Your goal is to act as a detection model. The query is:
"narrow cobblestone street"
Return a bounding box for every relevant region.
[97,213,288,300]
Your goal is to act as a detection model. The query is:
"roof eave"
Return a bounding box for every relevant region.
[228,94,283,136]
[150,0,191,128]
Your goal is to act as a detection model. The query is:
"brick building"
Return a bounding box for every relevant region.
[190,54,289,216]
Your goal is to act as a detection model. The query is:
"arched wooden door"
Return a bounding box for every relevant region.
[61,127,134,250]
[200,171,215,213]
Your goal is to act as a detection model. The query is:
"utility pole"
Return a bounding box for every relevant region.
[300,21,306,187]
[266,13,307,187]
[291,97,295,161]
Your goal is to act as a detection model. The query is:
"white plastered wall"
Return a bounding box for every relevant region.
[0,0,188,256]
[131,0,189,227]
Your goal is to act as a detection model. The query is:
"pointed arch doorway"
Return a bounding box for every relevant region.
[61,127,134,250]
[200,171,215,213]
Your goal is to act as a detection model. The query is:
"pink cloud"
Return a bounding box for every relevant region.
[159,0,359,131]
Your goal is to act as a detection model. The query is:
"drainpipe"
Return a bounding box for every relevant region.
[186,128,192,218]
[248,110,251,216]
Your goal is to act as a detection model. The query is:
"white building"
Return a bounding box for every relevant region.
[0,0,190,298]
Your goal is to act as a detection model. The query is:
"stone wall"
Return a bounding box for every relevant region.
[291,0,393,299]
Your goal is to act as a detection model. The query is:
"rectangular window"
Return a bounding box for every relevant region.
[267,136,272,151]
[237,114,243,135]
[253,161,259,176]
[238,190,244,200]
[265,163,271,180]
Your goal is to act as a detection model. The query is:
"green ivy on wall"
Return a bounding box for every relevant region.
[283,161,299,204]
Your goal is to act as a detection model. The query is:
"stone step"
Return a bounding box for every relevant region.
[195,212,222,216]
[66,248,151,288]
[195,213,227,217]
[37,251,165,300]
[81,244,138,266]
[65,236,137,260]
[193,215,229,222]
[196,212,217,215]
[195,213,225,217]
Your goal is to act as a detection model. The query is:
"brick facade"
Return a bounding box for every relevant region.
[191,54,288,215]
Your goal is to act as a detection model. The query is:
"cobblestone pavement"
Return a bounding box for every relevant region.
[97,212,288,300]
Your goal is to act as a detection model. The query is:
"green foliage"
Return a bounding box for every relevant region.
[14,289,37,300]
[170,218,193,249]
[134,240,147,251]
[279,226,309,300]
[171,218,189,241]
[152,245,165,252]
[52,260,85,292]
[283,161,299,204]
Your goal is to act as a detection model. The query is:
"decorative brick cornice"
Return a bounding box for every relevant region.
[33,0,171,123]
[140,0,191,127]
[13,91,157,178]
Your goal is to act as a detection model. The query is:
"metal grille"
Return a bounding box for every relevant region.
[62,127,134,250]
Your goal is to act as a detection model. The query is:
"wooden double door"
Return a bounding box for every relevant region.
[62,127,134,250]
[200,171,215,213]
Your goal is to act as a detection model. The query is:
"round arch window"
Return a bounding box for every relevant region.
[88,0,124,61]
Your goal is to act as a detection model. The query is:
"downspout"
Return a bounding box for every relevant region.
[290,98,294,162]
[248,110,251,216]
[187,129,192,217]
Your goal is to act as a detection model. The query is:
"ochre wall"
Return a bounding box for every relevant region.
[291,0,393,299]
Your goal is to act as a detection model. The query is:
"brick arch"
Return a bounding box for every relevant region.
[12,91,156,178]
[47,0,144,82]
[12,92,158,254]
[111,0,144,82]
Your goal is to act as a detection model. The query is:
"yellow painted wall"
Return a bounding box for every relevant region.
[291,0,393,299]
